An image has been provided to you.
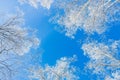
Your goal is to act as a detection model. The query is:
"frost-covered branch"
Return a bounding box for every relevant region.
[82,40,120,79]
[0,14,40,55]
[18,0,53,9]
[29,55,79,80]
[53,0,120,38]
[0,10,40,80]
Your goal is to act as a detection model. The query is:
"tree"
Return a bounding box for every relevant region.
[29,55,79,80]
[18,0,53,9]
[82,40,120,79]
[105,71,120,80]
[52,0,120,38]
[16,0,120,79]
[51,1,120,78]
[0,14,39,56]
[0,11,40,80]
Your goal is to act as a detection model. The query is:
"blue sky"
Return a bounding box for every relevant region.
[0,0,120,80]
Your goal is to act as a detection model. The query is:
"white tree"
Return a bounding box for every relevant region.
[52,0,120,38]
[29,55,79,80]
[18,0,53,9]
[52,0,120,79]
[82,40,120,79]
[105,71,120,80]
[17,0,120,79]
[0,10,40,80]
[0,13,40,56]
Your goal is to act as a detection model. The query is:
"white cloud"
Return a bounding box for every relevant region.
[29,55,79,80]
[82,40,120,77]
[18,0,53,9]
